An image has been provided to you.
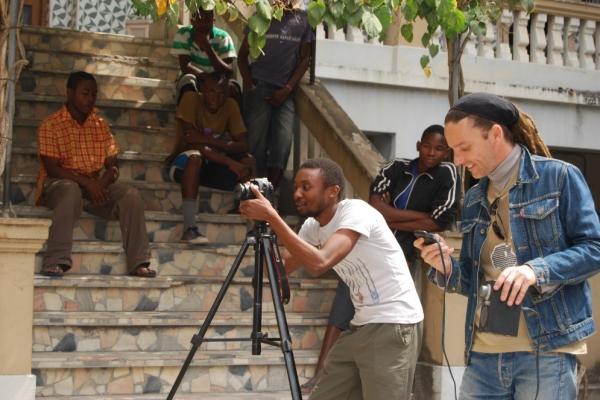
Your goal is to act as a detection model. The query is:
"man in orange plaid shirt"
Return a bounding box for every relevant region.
[36,71,156,277]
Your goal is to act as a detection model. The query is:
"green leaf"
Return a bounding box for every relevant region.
[362,10,383,38]
[248,14,271,36]
[429,43,439,57]
[215,0,227,15]
[391,0,401,9]
[199,0,215,11]
[256,0,272,20]
[344,0,361,14]
[307,0,327,28]
[400,23,413,42]
[374,5,393,31]
[248,30,267,49]
[328,0,345,19]
[402,0,418,21]
[249,44,264,59]
[420,54,430,69]
[273,4,284,21]
[244,0,256,5]
[368,0,385,8]
[345,8,364,26]
[227,4,239,21]
[421,31,431,47]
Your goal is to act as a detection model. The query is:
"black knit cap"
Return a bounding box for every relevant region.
[449,92,520,127]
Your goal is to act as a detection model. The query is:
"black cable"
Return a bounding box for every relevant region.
[437,240,458,400]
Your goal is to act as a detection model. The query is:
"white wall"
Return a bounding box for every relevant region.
[315,40,600,160]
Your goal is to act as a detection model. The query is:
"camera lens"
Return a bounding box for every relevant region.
[233,182,253,201]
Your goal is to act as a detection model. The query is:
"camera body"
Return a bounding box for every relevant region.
[234,178,274,202]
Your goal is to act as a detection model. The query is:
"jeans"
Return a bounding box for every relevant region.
[460,351,577,400]
[242,80,295,175]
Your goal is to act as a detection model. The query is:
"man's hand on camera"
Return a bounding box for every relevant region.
[494,265,537,306]
[239,185,277,222]
[414,235,454,277]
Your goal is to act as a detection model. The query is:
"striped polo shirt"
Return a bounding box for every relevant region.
[171,26,236,72]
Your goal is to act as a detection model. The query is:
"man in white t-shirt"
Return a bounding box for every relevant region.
[239,158,423,400]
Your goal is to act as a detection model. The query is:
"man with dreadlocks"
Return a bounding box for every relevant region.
[416,93,600,399]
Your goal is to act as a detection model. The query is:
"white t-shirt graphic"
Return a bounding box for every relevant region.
[299,199,424,326]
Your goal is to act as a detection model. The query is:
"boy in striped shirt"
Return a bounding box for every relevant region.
[171,8,236,103]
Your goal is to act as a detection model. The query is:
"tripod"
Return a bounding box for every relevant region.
[167,221,302,400]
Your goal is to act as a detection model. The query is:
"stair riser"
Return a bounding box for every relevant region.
[25,49,179,81]
[22,28,172,59]
[18,71,175,104]
[13,125,175,155]
[6,214,248,243]
[34,284,336,313]
[13,153,173,184]
[35,247,258,277]
[33,325,324,352]
[34,364,315,397]
[33,245,312,278]
[16,99,176,129]
[11,181,237,214]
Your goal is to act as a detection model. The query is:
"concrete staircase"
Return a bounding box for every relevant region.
[10,26,335,399]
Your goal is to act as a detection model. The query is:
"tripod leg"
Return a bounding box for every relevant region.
[262,237,303,400]
[252,235,264,355]
[166,238,253,400]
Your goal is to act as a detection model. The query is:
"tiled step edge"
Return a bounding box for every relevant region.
[34,275,338,290]
[34,311,329,327]
[32,349,319,369]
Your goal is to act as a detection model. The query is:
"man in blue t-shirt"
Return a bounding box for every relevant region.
[238,2,314,188]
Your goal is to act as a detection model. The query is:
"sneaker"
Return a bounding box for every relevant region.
[181,227,209,244]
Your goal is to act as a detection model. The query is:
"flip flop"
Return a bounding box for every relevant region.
[129,264,157,278]
[40,264,69,277]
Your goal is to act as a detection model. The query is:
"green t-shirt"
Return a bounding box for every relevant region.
[171,26,236,73]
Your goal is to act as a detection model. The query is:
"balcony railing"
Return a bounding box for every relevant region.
[317,0,600,71]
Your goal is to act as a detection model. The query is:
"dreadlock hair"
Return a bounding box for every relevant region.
[300,158,345,200]
[444,109,551,158]
[66,71,96,90]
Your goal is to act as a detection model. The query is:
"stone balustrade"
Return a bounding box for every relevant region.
[317,1,600,71]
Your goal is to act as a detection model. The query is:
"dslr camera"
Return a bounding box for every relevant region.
[234,178,274,202]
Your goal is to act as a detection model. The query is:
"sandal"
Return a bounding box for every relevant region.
[129,264,157,278]
[40,264,69,277]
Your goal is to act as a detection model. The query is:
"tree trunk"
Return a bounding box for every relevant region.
[446,36,464,107]
[446,35,466,214]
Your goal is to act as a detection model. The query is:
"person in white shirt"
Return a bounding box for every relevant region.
[240,158,423,400]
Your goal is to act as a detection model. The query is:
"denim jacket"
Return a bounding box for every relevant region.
[431,146,600,364]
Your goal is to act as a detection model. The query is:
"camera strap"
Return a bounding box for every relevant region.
[271,241,290,304]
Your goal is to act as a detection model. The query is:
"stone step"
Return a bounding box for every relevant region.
[34,275,337,313]
[15,93,176,130]
[9,175,235,214]
[33,311,326,352]
[24,47,179,82]
[22,26,173,59]
[33,241,317,278]
[38,393,293,400]
[14,205,290,244]
[11,147,169,182]
[32,349,317,397]
[18,69,175,104]
[13,119,175,154]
